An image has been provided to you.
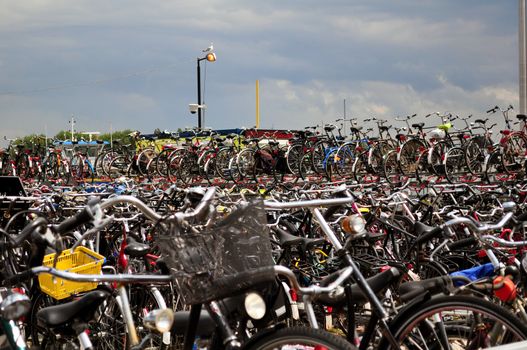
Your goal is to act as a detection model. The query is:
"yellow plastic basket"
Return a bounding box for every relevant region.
[38,246,105,300]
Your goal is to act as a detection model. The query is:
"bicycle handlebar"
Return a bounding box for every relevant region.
[264,197,354,210]
[5,266,173,286]
[442,212,514,233]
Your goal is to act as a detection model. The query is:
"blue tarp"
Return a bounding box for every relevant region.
[450,262,495,286]
[54,140,109,145]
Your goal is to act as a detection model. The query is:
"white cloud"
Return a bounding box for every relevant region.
[258,78,518,130]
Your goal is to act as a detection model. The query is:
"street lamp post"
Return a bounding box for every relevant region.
[196,52,216,129]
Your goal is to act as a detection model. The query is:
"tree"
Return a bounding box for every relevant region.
[98,129,134,143]
[54,130,71,141]
[12,134,47,151]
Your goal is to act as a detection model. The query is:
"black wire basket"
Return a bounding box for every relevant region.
[157,199,275,305]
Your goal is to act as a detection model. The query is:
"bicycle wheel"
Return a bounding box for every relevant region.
[215,147,235,180]
[398,139,426,176]
[70,154,84,181]
[246,326,356,350]
[352,152,370,183]
[415,149,431,183]
[383,150,405,185]
[136,148,156,176]
[484,151,507,184]
[464,136,488,175]
[335,144,355,179]
[298,151,317,181]
[428,141,449,176]
[379,295,527,349]
[90,293,128,349]
[107,155,130,180]
[30,292,67,349]
[311,140,331,174]
[324,148,339,180]
[176,154,195,185]
[16,154,30,179]
[444,147,467,184]
[502,134,527,174]
[203,157,218,185]
[368,143,386,175]
[154,149,173,177]
[285,143,303,176]
[235,148,256,181]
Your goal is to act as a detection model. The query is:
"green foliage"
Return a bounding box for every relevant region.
[54,130,71,141]
[99,129,134,143]
[12,134,47,150]
[52,129,135,143]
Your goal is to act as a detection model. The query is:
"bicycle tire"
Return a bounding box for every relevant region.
[323,148,339,181]
[236,148,256,181]
[444,146,466,184]
[70,154,84,181]
[136,148,156,177]
[285,143,303,175]
[484,151,508,184]
[107,155,129,180]
[501,133,527,174]
[464,136,488,175]
[379,294,527,349]
[335,144,355,180]
[398,139,426,176]
[311,140,331,174]
[215,147,235,180]
[244,326,356,350]
[16,154,30,179]
[383,150,406,185]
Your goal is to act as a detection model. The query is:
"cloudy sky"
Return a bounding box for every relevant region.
[0,1,520,140]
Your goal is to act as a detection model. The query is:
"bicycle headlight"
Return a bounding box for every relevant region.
[341,214,366,235]
[0,293,31,321]
[143,308,174,333]
[244,292,266,320]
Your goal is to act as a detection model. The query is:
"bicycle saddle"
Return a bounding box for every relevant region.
[350,127,363,133]
[517,114,527,121]
[398,275,452,303]
[274,227,325,249]
[124,237,151,258]
[411,122,425,129]
[474,118,488,124]
[316,267,401,306]
[379,125,392,132]
[37,290,110,327]
[413,221,443,245]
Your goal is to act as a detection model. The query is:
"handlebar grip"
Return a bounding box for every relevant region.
[4,269,34,286]
[12,217,48,246]
[486,107,497,114]
[54,205,95,234]
[446,236,477,250]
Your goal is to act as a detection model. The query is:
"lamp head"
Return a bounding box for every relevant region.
[206,53,217,62]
